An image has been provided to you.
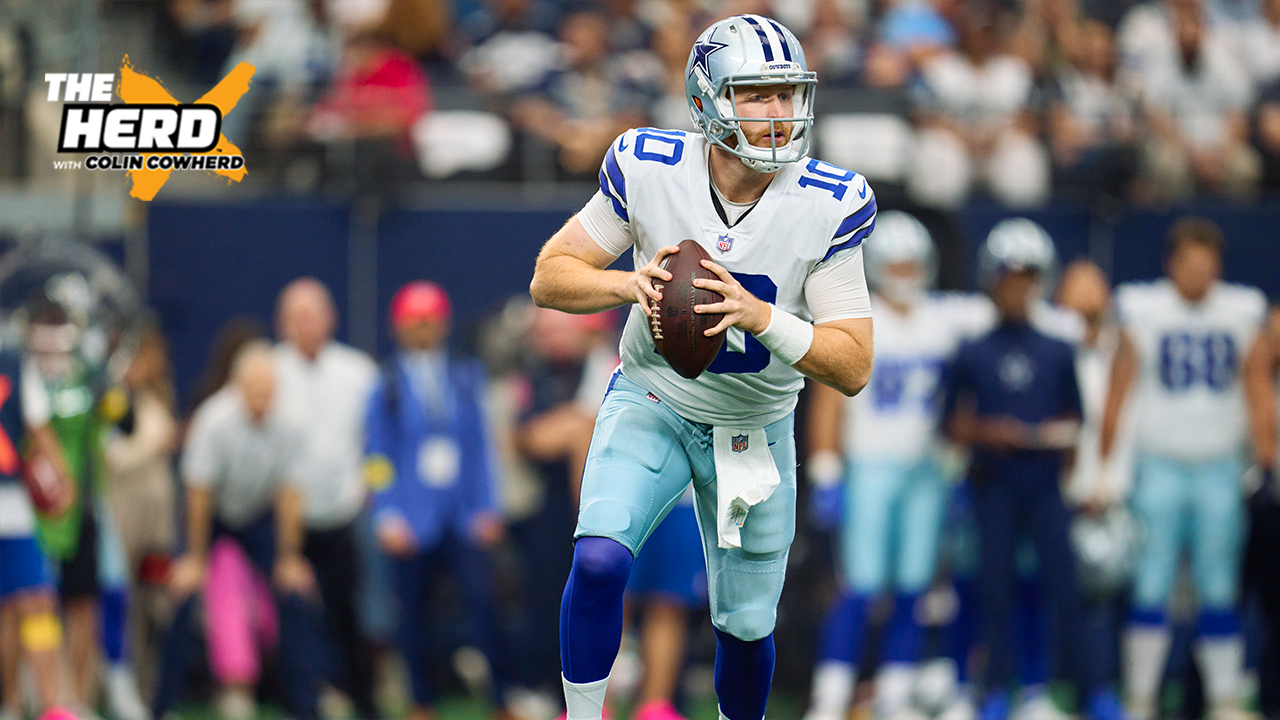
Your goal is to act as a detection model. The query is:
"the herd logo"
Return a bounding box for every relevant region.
[48,57,254,201]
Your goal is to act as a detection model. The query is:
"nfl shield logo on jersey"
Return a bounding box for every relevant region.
[717,234,733,253]
[732,434,748,452]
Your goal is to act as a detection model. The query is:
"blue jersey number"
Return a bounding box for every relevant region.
[707,274,778,375]
[633,128,685,165]
[871,357,944,411]
[796,159,854,200]
[1158,331,1238,392]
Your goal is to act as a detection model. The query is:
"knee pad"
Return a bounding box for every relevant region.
[710,548,787,642]
[571,536,634,587]
[20,613,63,652]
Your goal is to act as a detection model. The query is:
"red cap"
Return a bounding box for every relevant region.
[390,281,451,328]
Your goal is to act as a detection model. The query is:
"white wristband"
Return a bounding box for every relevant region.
[755,304,814,366]
[807,450,843,488]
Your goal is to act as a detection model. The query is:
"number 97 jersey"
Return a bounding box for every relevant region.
[598,128,876,428]
[1117,278,1268,461]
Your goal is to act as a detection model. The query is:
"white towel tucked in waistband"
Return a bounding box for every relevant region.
[712,426,780,549]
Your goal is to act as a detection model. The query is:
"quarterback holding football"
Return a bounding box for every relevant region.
[530,14,877,720]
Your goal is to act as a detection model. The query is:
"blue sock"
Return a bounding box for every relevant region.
[559,536,633,684]
[101,587,128,663]
[715,628,775,720]
[1197,607,1240,638]
[816,591,868,664]
[883,592,924,664]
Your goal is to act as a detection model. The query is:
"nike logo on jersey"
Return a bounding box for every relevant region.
[618,137,629,151]
[858,180,867,199]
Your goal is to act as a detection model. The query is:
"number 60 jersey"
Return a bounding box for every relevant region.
[587,127,876,429]
[1117,278,1268,462]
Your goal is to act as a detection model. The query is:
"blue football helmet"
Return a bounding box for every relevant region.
[685,15,816,173]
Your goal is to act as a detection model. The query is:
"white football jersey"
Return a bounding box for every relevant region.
[843,292,992,460]
[596,127,876,427]
[1117,279,1267,461]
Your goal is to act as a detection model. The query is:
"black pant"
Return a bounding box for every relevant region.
[304,521,376,717]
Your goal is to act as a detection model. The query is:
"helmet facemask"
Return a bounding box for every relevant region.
[698,71,816,173]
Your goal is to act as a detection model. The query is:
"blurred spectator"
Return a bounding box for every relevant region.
[1136,3,1260,201]
[1047,20,1137,199]
[186,318,269,418]
[457,0,563,97]
[308,29,432,147]
[908,6,1050,208]
[864,0,957,88]
[273,278,380,719]
[1237,0,1280,86]
[512,9,655,176]
[374,0,454,60]
[801,0,866,87]
[1259,80,1280,192]
[645,17,699,130]
[105,326,178,695]
[362,281,509,720]
[155,341,324,720]
[167,0,237,85]
[218,0,336,149]
[1006,0,1084,79]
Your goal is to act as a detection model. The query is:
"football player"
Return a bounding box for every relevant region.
[805,211,990,720]
[1100,218,1271,720]
[528,15,877,720]
[944,221,1125,720]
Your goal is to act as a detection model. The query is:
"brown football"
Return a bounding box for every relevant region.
[649,240,725,379]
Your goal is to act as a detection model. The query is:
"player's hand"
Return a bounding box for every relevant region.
[168,553,206,600]
[469,511,506,548]
[625,245,679,316]
[692,259,771,336]
[809,485,843,531]
[978,416,1032,452]
[272,553,317,595]
[376,514,417,557]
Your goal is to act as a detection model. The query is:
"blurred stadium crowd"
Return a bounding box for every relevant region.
[4,0,1280,202]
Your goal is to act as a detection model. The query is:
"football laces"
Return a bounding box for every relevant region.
[650,283,664,340]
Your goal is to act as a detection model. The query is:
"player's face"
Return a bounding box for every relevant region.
[1167,242,1221,303]
[238,363,275,421]
[993,269,1039,321]
[733,84,796,149]
[395,318,447,351]
[879,261,925,305]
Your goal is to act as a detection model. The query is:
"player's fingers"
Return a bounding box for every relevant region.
[694,301,730,315]
[704,315,735,336]
[692,278,732,296]
[699,259,735,285]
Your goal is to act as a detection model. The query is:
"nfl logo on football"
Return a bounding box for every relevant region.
[717,234,733,253]
[732,434,748,452]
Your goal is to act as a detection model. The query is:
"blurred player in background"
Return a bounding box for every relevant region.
[1056,260,1138,695]
[1100,218,1271,720]
[155,342,323,720]
[804,211,990,720]
[530,14,877,720]
[274,278,380,718]
[0,330,69,720]
[943,222,1123,720]
[25,297,149,720]
[362,281,510,720]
